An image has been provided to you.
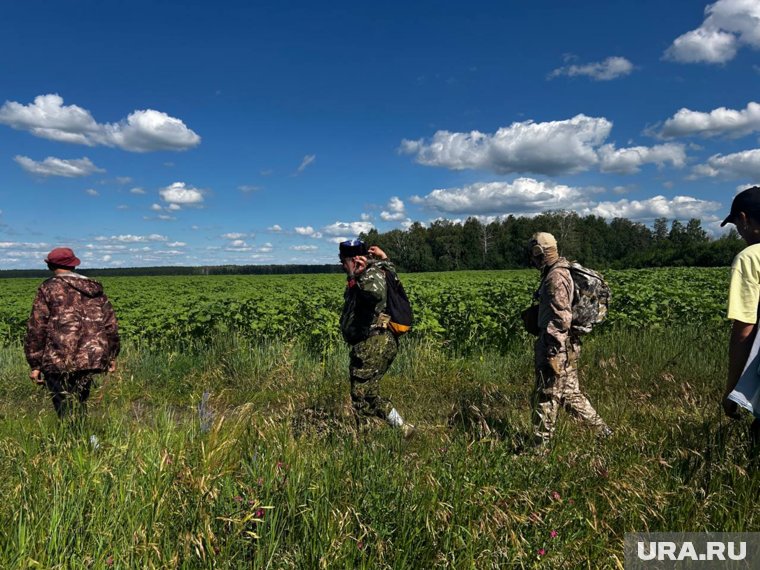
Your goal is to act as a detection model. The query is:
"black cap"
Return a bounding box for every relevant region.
[721,186,760,227]
[339,239,367,259]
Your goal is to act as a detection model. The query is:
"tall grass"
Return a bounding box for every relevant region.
[0,325,757,568]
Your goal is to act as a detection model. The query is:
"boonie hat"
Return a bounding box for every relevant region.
[528,232,558,258]
[721,186,760,227]
[45,247,81,267]
[529,232,557,250]
[339,239,367,259]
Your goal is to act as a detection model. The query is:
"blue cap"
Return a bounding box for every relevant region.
[339,239,367,258]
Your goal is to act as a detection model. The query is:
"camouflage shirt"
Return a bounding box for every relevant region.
[340,259,394,345]
[24,273,120,373]
[537,258,574,356]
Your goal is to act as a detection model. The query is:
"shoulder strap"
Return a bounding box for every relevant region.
[540,260,571,285]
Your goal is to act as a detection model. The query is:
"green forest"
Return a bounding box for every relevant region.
[363,212,744,273]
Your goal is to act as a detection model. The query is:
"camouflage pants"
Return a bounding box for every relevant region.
[532,339,608,442]
[44,371,94,419]
[349,330,398,425]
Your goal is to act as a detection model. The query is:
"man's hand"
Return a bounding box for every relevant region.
[547,355,563,376]
[29,369,44,385]
[108,360,117,373]
[368,246,388,260]
[352,255,368,274]
[342,256,367,275]
[723,395,741,419]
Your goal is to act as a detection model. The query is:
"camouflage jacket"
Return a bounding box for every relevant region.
[537,258,574,356]
[24,273,120,373]
[340,259,393,345]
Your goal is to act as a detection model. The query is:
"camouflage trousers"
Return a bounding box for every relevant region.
[43,370,94,419]
[532,339,608,442]
[349,330,398,426]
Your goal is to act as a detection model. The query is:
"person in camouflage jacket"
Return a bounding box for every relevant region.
[528,233,611,443]
[339,239,413,436]
[24,247,120,418]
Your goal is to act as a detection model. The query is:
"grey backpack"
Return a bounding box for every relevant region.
[547,262,611,334]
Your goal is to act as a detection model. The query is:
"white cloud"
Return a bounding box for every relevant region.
[167,241,186,247]
[102,255,112,262]
[400,115,610,175]
[85,244,127,251]
[400,115,680,176]
[268,224,282,232]
[323,220,375,236]
[0,94,200,151]
[129,187,146,194]
[0,94,97,145]
[223,232,247,239]
[159,182,204,206]
[257,243,273,253]
[85,188,99,197]
[167,203,181,211]
[665,28,737,63]
[328,237,350,244]
[597,143,687,173]
[150,203,163,211]
[14,155,104,177]
[101,108,200,152]
[294,225,322,238]
[664,0,760,64]
[295,154,316,174]
[238,184,261,193]
[95,234,168,243]
[660,102,760,138]
[229,239,248,247]
[549,56,634,81]
[0,241,49,250]
[380,196,407,221]
[414,180,720,224]
[692,148,760,178]
[585,195,721,221]
[291,245,318,251]
[411,178,588,215]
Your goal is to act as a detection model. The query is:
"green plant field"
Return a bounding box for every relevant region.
[0,268,751,569]
[0,267,730,351]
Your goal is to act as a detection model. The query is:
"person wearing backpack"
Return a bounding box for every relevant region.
[338,239,414,437]
[24,247,120,419]
[528,232,612,443]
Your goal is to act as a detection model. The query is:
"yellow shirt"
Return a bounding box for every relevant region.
[727,243,760,324]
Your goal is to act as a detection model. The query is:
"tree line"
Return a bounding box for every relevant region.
[361,211,744,272]
[0,212,744,278]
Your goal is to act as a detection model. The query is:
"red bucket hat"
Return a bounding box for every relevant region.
[45,247,81,267]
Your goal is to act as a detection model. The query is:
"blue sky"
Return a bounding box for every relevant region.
[1,0,760,268]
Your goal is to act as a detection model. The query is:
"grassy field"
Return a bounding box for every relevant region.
[0,319,757,568]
